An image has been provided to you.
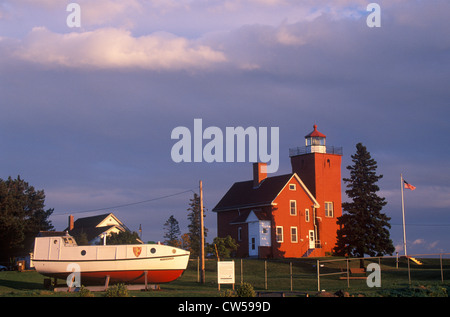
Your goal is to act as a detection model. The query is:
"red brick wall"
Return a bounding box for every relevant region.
[271,176,317,258]
[291,152,342,255]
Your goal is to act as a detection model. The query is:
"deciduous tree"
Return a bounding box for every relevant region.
[0,176,54,260]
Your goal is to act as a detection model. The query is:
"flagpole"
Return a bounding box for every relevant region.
[401,173,407,257]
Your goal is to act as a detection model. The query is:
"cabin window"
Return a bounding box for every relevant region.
[325,202,334,217]
[290,200,297,215]
[81,250,86,256]
[150,248,156,254]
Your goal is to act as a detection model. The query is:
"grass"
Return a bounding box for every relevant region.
[0,257,449,297]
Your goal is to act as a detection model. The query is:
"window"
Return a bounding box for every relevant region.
[325,202,334,217]
[305,209,310,222]
[290,200,297,215]
[237,227,242,241]
[251,237,256,250]
[290,227,298,243]
[276,226,283,243]
[289,184,296,191]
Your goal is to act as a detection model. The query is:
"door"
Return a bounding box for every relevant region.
[248,220,259,257]
[49,238,61,260]
[249,236,258,256]
[308,230,315,249]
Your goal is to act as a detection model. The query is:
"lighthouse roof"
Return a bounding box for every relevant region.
[305,125,326,138]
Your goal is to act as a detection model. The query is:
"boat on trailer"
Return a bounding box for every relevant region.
[32,232,190,285]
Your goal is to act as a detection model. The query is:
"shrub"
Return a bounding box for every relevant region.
[220,289,236,297]
[236,283,255,297]
[78,286,94,297]
[105,283,129,297]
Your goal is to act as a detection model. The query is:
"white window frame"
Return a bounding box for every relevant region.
[325,202,334,217]
[289,184,296,191]
[305,209,310,222]
[290,200,297,216]
[290,227,298,243]
[276,226,283,243]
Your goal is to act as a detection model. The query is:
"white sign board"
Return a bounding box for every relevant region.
[217,261,235,289]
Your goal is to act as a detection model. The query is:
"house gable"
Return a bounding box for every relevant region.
[97,213,124,228]
[274,173,320,209]
[66,213,129,244]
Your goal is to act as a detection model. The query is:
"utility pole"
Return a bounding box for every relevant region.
[199,180,205,283]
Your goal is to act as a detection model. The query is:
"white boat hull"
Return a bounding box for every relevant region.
[32,234,190,284]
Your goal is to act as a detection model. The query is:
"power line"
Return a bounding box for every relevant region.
[52,189,196,216]
[391,223,450,227]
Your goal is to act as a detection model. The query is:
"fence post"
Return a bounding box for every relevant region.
[346,258,349,288]
[264,260,268,290]
[317,259,320,292]
[197,256,200,283]
[407,257,411,285]
[290,262,293,291]
[440,254,444,283]
[241,259,243,285]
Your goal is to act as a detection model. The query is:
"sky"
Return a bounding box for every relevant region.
[1,0,449,256]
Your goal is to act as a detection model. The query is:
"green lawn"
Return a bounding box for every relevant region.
[0,257,449,297]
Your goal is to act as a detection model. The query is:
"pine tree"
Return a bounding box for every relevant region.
[334,143,395,262]
[187,193,207,257]
[163,215,181,247]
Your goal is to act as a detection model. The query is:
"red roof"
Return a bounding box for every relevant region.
[212,174,292,212]
[212,173,319,212]
[305,124,326,138]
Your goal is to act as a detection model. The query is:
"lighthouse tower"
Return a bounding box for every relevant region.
[289,125,343,255]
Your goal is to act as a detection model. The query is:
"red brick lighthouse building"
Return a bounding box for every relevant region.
[212,125,343,258]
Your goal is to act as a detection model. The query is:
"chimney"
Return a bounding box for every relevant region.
[253,162,267,188]
[68,214,74,231]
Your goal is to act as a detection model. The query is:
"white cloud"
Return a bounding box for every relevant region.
[12,27,227,70]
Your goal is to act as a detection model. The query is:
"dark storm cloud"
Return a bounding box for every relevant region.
[0,1,449,251]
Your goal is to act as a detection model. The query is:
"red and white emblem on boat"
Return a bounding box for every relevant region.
[133,247,142,257]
